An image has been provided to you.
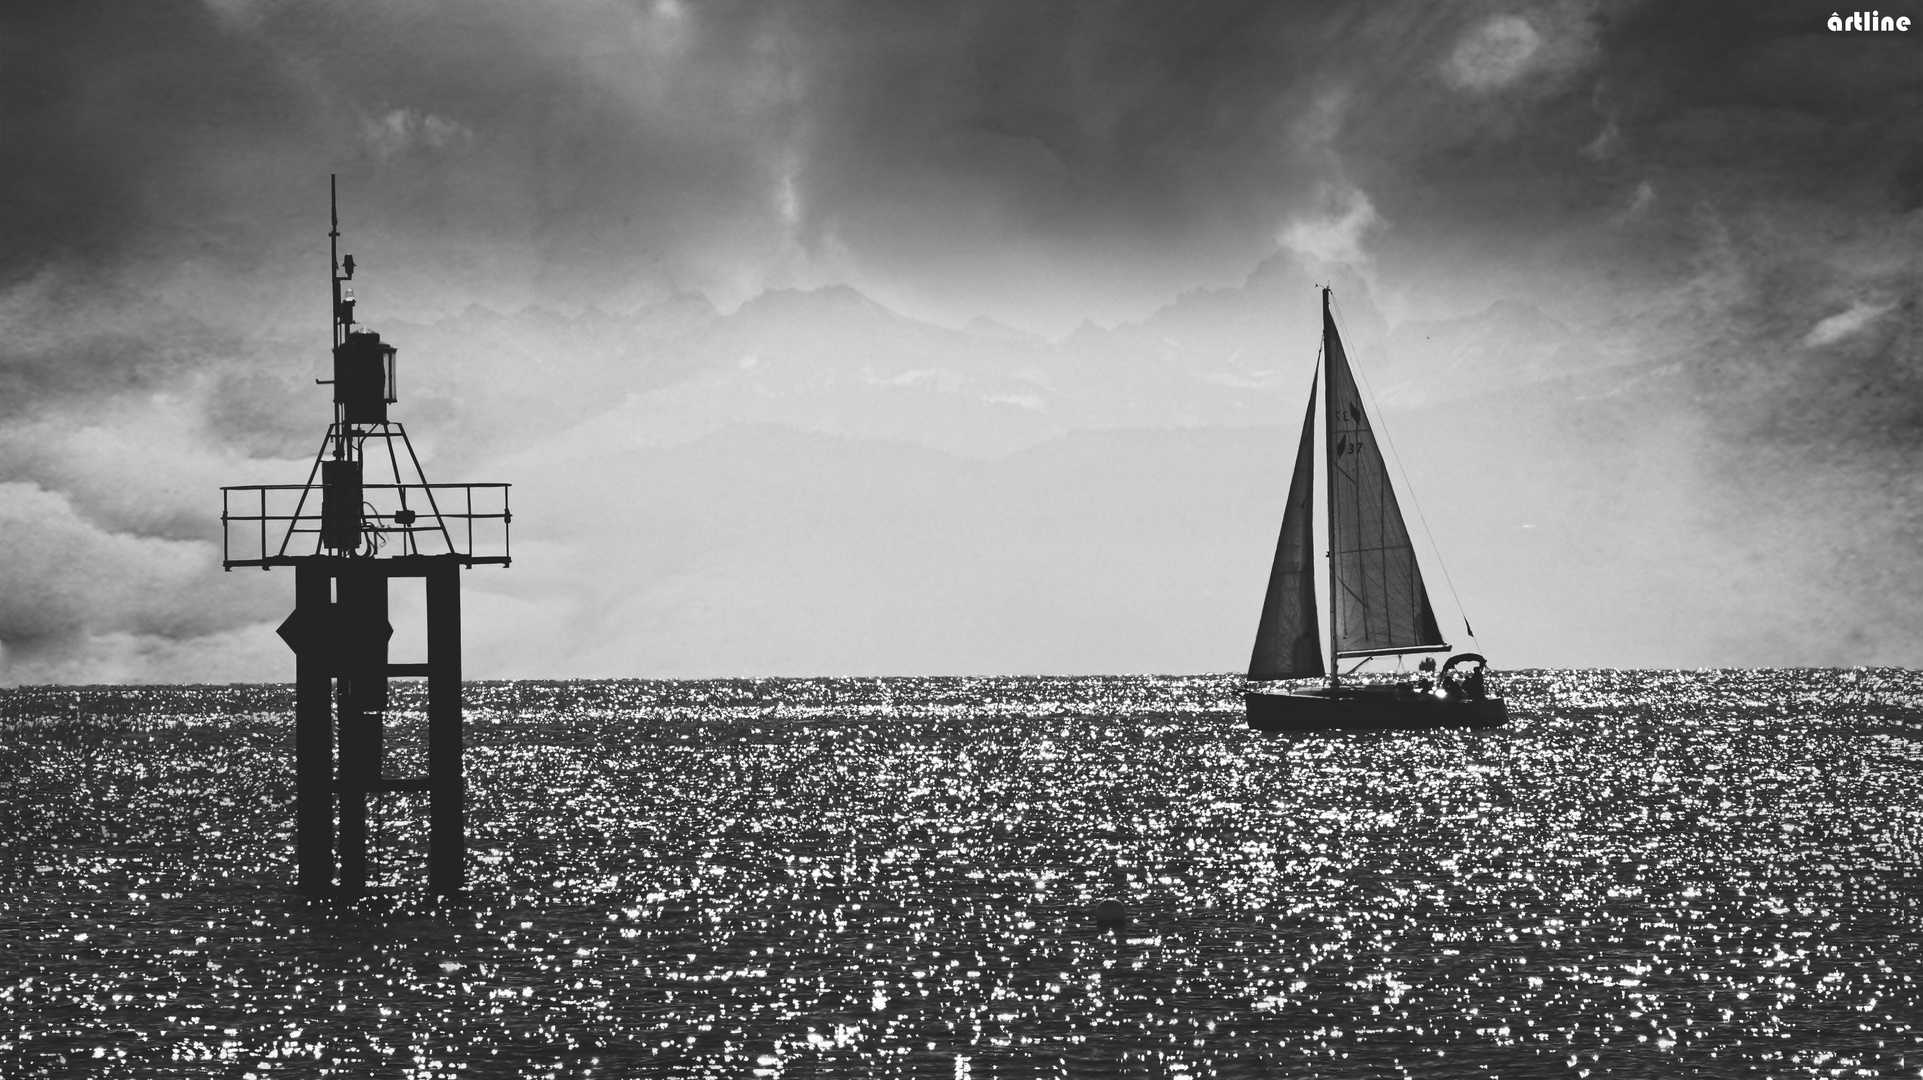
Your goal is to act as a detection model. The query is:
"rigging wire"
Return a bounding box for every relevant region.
[1326,290,1481,650]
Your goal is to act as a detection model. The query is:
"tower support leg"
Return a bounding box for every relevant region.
[427,556,464,894]
[294,561,334,894]
[335,563,389,895]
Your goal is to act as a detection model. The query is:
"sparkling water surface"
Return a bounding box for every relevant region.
[5,670,1923,1078]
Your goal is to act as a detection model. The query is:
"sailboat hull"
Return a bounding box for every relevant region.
[1244,690,1507,732]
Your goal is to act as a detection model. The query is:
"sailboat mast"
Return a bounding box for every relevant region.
[1322,286,1339,691]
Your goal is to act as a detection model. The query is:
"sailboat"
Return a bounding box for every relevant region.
[1245,288,1507,732]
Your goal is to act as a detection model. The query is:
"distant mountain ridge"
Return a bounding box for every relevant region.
[352,251,1633,471]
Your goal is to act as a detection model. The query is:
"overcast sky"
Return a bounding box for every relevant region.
[1,0,1918,683]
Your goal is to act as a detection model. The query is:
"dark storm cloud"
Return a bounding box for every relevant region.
[0,1,1520,321]
[1604,1,1922,201]
[4,0,1915,315]
[771,5,1322,237]
[1583,4,1923,444]
[0,1,316,282]
[1282,1,1921,303]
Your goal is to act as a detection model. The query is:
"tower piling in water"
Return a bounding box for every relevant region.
[222,176,510,896]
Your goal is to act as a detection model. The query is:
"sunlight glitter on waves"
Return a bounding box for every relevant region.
[7,671,1923,1075]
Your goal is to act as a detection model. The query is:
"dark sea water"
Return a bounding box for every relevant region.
[4,671,1923,1078]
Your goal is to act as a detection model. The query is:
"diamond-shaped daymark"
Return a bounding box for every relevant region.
[275,607,391,670]
[276,606,337,657]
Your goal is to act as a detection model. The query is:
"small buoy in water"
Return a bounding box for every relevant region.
[1093,898,1127,927]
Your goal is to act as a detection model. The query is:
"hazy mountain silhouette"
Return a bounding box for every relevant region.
[11,244,1916,683]
[381,251,1626,475]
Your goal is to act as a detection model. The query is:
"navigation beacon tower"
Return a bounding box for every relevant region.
[221,177,511,896]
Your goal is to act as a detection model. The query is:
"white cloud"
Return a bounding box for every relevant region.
[1442,6,1602,97]
[1582,115,1621,161]
[1277,185,1383,266]
[774,152,803,228]
[0,394,306,540]
[362,109,476,161]
[1619,180,1655,221]
[0,482,225,643]
[1803,301,1894,347]
[1291,88,1350,156]
[1444,16,1545,91]
[0,384,305,683]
